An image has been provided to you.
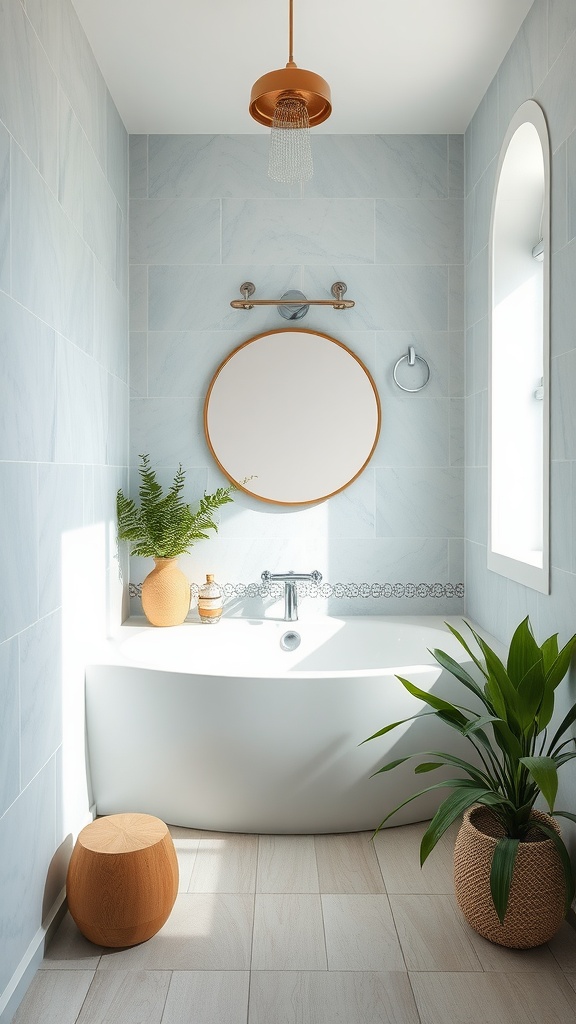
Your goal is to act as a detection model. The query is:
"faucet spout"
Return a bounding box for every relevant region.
[261,569,322,622]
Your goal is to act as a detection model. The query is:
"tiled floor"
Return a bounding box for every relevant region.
[11,821,576,1023]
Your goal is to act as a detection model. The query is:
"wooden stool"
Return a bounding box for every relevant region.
[66,813,179,947]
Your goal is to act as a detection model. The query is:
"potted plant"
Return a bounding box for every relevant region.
[117,454,235,626]
[364,617,576,947]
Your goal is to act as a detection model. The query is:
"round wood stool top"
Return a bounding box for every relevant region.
[76,813,170,855]
[67,812,179,948]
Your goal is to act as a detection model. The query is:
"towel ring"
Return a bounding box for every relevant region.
[393,347,430,393]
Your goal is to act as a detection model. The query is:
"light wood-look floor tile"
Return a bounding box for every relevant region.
[76,970,170,1024]
[549,921,576,971]
[248,971,420,1024]
[256,835,319,893]
[464,921,563,972]
[42,914,103,969]
[186,836,258,893]
[315,833,386,893]
[390,895,482,971]
[322,894,405,971]
[171,834,200,892]
[11,970,95,1024]
[97,894,253,971]
[410,970,576,1024]
[373,821,456,894]
[251,894,327,970]
[161,971,250,1024]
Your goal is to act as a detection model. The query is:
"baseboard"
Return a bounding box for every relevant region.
[0,889,67,1024]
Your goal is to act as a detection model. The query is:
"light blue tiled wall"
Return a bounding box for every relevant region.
[129,134,465,616]
[464,0,576,825]
[0,0,129,1017]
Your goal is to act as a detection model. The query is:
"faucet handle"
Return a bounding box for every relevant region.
[261,570,271,583]
[311,570,322,584]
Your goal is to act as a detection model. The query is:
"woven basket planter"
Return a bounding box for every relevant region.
[454,805,566,948]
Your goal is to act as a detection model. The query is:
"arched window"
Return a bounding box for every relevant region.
[488,100,550,593]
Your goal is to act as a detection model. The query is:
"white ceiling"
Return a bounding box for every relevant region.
[71,0,536,135]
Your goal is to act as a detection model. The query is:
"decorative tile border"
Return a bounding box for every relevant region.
[130,581,464,600]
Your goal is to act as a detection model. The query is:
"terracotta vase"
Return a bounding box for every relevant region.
[453,805,566,948]
[141,557,190,626]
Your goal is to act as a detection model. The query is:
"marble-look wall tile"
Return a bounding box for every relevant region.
[466,77,499,195]
[372,397,451,468]
[11,143,94,353]
[465,317,489,396]
[82,135,122,286]
[94,260,128,380]
[38,465,84,617]
[54,0,108,168]
[0,292,57,461]
[130,396,207,468]
[449,135,465,198]
[130,198,220,265]
[148,134,293,199]
[464,539,508,639]
[129,264,148,330]
[550,460,573,571]
[536,30,576,152]
[306,135,449,199]
[465,466,488,546]
[0,761,56,995]
[550,240,576,357]
[498,0,548,139]
[149,264,302,331]
[0,637,19,818]
[58,91,84,234]
[0,0,58,192]
[106,92,128,212]
[566,131,576,242]
[465,161,496,263]
[147,331,235,398]
[450,398,465,467]
[466,248,489,328]
[19,610,63,787]
[106,370,129,468]
[129,135,148,198]
[55,337,107,465]
[302,264,449,331]
[130,332,147,397]
[448,264,465,332]
[375,199,462,265]
[375,467,463,538]
[222,199,375,265]
[551,350,576,460]
[0,123,10,293]
[0,462,38,643]
[548,0,576,73]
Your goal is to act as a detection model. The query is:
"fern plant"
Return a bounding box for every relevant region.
[116,454,235,559]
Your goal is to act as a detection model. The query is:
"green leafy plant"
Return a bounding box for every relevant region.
[116,454,235,558]
[364,617,576,923]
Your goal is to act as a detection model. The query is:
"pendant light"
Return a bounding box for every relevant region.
[249,0,332,183]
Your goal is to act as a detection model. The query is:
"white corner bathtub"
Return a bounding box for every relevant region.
[85,615,495,834]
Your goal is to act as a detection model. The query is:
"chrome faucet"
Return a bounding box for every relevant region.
[261,570,323,621]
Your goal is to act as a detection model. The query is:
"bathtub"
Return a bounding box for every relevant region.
[85,615,495,834]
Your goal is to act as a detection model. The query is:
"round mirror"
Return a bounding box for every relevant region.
[204,328,381,505]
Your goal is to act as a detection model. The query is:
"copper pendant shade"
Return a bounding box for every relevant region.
[249,1,332,129]
[250,64,332,128]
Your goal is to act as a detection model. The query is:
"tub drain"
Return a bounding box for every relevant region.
[280,630,301,651]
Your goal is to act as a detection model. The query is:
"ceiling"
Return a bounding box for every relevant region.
[71,0,536,135]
